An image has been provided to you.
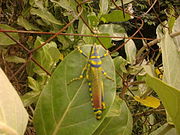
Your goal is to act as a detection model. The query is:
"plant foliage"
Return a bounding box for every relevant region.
[0,0,179,135]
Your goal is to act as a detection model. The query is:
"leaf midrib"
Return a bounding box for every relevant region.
[52,66,85,135]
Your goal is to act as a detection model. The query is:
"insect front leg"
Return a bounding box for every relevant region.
[77,46,88,58]
[67,63,88,85]
[100,50,109,59]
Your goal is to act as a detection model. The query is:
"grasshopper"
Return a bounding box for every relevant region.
[68,45,114,120]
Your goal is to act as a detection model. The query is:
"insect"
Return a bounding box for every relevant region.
[68,45,114,120]
[155,67,163,79]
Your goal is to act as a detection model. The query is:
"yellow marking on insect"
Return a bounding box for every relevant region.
[102,102,106,109]
[96,116,101,120]
[90,61,102,65]
[91,56,100,59]
[155,67,163,79]
[94,110,102,114]
[103,51,109,56]
[88,82,91,86]
[89,93,93,97]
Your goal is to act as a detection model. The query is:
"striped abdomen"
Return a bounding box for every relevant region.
[87,46,105,120]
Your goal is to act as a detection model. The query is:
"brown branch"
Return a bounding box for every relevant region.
[31,57,51,76]
[133,109,166,117]
[0,29,154,40]
[111,0,145,53]
[1,31,30,53]
[74,0,108,49]
[29,3,84,54]
[136,31,180,58]
[142,0,158,17]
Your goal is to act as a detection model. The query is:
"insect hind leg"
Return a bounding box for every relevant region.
[100,67,114,81]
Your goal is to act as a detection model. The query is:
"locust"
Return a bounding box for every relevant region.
[68,45,114,120]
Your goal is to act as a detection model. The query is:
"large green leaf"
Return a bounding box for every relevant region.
[5,56,26,64]
[146,74,180,134]
[30,8,63,25]
[33,36,60,77]
[34,45,116,135]
[157,23,180,89]
[50,0,76,12]
[17,16,40,31]
[101,10,131,23]
[79,21,93,44]
[0,24,19,46]
[0,68,28,135]
[25,37,60,106]
[95,33,112,49]
[93,97,133,135]
[99,24,126,41]
[88,12,99,27]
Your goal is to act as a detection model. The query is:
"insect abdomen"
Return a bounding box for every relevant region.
[88,67,104,120]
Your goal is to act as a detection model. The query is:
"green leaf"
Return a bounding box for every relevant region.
[50,0,76,12]
[21,77,41,107]
[99,24,126,41]
[88,12,99,27]
[93,97,133,135]
[33,37,59,77]
[17,16,40,31]
[146,74,180,134]
[21,91,40,107]
[99,0,109,15]
[166,6,176,33]
[57,35,72,50]
[48,47,61,62]
[0,24,19,45]
[106,96,123,117]
[157,23,180,90]
[125,39,137,64]
[114,56,128,73]
[28,77,41,91]
[95,33,112,48]
[80,23,94,44]
[34,45,116,135]
[30,8,64,25]
[101,10,131,23]
[113,56,128,87]
[5,56,26,64]
[0,68,28,135]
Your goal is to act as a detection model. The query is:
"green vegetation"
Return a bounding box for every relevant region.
[0,0,179,135]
